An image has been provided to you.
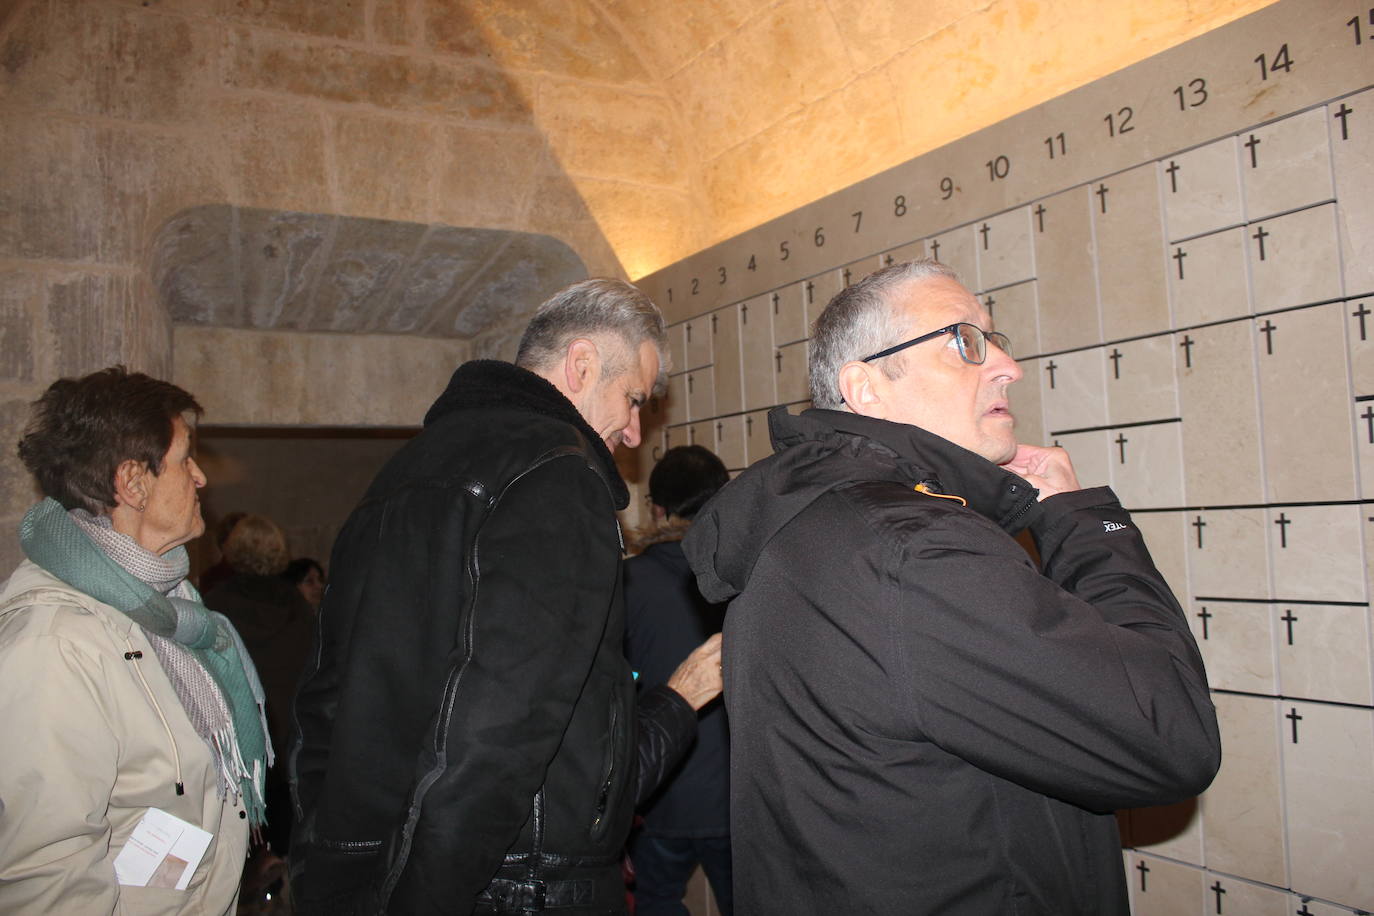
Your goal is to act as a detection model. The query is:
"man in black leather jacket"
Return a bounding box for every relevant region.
[684,260,1221,914]
[289,279,722,915]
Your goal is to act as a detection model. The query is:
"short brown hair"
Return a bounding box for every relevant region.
[223,514,290,576]
[17,366,203,514]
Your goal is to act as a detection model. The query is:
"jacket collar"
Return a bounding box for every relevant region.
[424,360,629,509]
[771,407,1040,534]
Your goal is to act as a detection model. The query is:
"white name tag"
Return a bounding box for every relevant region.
[112,807,212,890]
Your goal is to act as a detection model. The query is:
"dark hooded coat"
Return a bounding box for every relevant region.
[683,407,1221,915]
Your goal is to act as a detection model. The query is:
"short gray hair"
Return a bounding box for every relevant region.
[515,278,669,391]
[808,258,961,409]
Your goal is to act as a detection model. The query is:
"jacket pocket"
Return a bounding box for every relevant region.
[291,835,385,912]
[116,885,196,915]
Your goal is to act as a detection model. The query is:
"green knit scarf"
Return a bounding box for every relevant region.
[20,498,270,826]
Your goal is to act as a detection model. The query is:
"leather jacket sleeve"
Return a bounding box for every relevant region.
[633,684,698,805]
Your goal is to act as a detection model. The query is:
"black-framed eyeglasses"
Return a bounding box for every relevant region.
[861,322,1012,365]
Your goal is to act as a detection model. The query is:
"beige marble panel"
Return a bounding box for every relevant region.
[775,341,809,404]
[1009,355,1045,449]
[687,423,714,450]
[1176,322,1264,506]
[663,425,685,452]
[664,372,688,427]
[1268,505,1366,604]
[684,314,713,370]
[772,283,808,347]
[1109,422,1184,510]
[667,323,688,376]
[1190,600,1277,695]
[714,415,747,471]
[1168,227,1250,327]
[1128,853,1205,916]
[1248,204,1343,314]
[879,240,927,270]
[1095,164,1171,341]
[1105,333,1179,425]
[686,368,715,422]
[1041,347,1108,435]
[740,295,776,411]
[1287,896,1363,916]
[1053,430,1111,493]
[1032,186,1099,354]
[1161,136,1244,242]
[1203,876,1291,916]
[843,256,881,290]
[743,409,773,465]
[1241,107,1335,221]
[1132,511,1190,601]
[1201,694,1286,887]
[1274,603,1373,706]
[1282,703,1374,910]
[1186,509,1271,601]
[804,269,844,330]
[984,281,1037,363]
[1255,302,1357,502]
[927,226,977,288]
[975,206,1033,292]
[1352,297,1374,397]
[1331,88,1374,297]
[711,304,744,416]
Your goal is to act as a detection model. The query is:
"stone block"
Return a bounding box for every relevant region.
[0,120,227,266]
[536,80,685,188]
[825,0,981,72]
[524,173,627,278]
[0,1,216,123]
[209,97,331,213]
[214,0,366,41]
[43,271,171,380]
[666,0,851,162]
[424,0,649,84]
[0,398,40,519]
[431,125,546,230]
[223,27,532,125]
[552,176,690,281]
[370,0,413,45]
[702,68,903,245]
[0,270,40,382]
[600,0,760,80]
[331,112,441,222]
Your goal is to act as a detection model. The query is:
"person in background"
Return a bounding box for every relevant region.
[198,509,246,595]
[0,366,264,914]
[684,260,1221,914]
[282,557,326,614]
[290,279,722,915]
[625,445,733,916]
[205,514,315,855]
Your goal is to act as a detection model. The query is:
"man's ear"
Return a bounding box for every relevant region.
[113,458,149,511]
[837,361,886,419]
[563,338,600,395]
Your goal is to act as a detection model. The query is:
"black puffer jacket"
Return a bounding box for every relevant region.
[289,361,696,915]
[684,407,1221,915]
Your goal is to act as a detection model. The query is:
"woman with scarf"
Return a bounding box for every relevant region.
[0,367,268,914]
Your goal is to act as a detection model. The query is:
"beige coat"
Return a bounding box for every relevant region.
[0,560,249,915]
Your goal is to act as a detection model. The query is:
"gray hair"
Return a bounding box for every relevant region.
[808,258,962,409]
[515,278,669,392]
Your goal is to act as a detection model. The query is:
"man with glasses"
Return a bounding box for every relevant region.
[683,259,1220,914]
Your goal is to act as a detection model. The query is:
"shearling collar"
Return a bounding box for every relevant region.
[424,359,629,509]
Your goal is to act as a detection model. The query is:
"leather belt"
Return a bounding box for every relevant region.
[476,876,596,911]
